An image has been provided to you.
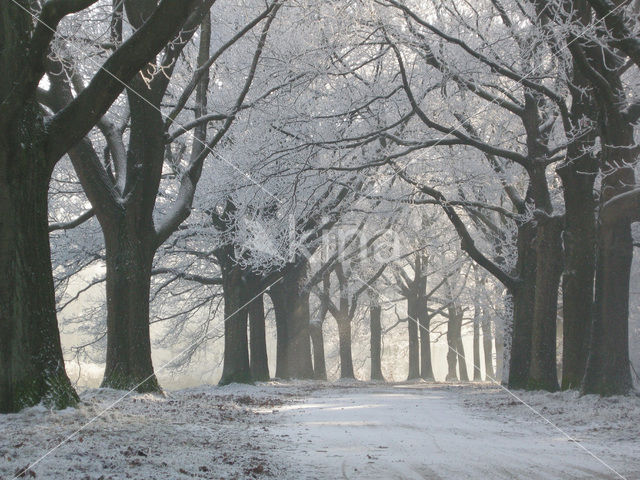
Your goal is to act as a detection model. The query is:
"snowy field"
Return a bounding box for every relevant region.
[1,382,639,479]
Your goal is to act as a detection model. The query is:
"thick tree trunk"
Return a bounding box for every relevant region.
[269,262,314,379]
[406,295,420,380]
[370,305,385,381]
[337,318,355,379]
[557,158,597,389]
[249,291,269,382]
[101,225,160,391]
[508,220,537,389]
[481,314,495,380]
[216,250,251,385]
[556,61,598,390]
[582,103,635,394]
[528,215,563,391]
[310,321,327,380]
[583,219,634,394]
[0,135,77,412]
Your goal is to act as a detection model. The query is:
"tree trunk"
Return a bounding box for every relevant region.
[445,304,459,381]
[508,220,537,389]
[481,314,495,380]
[557,158,597,389]
[406,295,420,380]
[496,320,505,382]
[582,92,636,395]
[0,134,78,412]
[556,61,598,390]
[456,336,469,382]
[419,313,434,381]
[269,262,314,379]
[473,313,482,381]
[583,219,634,395]
[249,290,269,382]
[528,215,563,391]
[101,224,160,391]
[310,321,327,380]
[370,305,385,381]
[216,250,251,385]
[569,15,635,395]
[337,318,355,379]
[583,224,633,395]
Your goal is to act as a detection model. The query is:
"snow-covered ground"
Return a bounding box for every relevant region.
[1,382,639,479]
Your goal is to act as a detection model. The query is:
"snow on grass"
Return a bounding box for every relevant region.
[0,382,300,480]
[458,383,640,447]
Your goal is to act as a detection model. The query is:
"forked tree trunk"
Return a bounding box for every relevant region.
[249,290,269,382]
[269,262,314,379]
[100,63,166,391]
[528,215,563,391]
[370,305,385,381]
[481,314,495,380]
[217,249,251,385]
[101,224,160,391]
[337,318,355,379]
[310,321,327,380]
[0,137,78,412]
[509,220,537,389]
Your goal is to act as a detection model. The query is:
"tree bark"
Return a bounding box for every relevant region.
[310,321,327,380]
[248,289,269,382]
[269,261,314,379]
[370,305,385,381]
[508,220,537,389]
[101,223,160,391]
[528,215,563,391]
[217,248,251,385]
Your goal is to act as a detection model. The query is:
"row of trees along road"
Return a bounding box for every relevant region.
[1,0,639,413]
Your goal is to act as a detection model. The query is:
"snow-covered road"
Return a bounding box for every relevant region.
[2,382,639,479]
[268,383,639,479]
